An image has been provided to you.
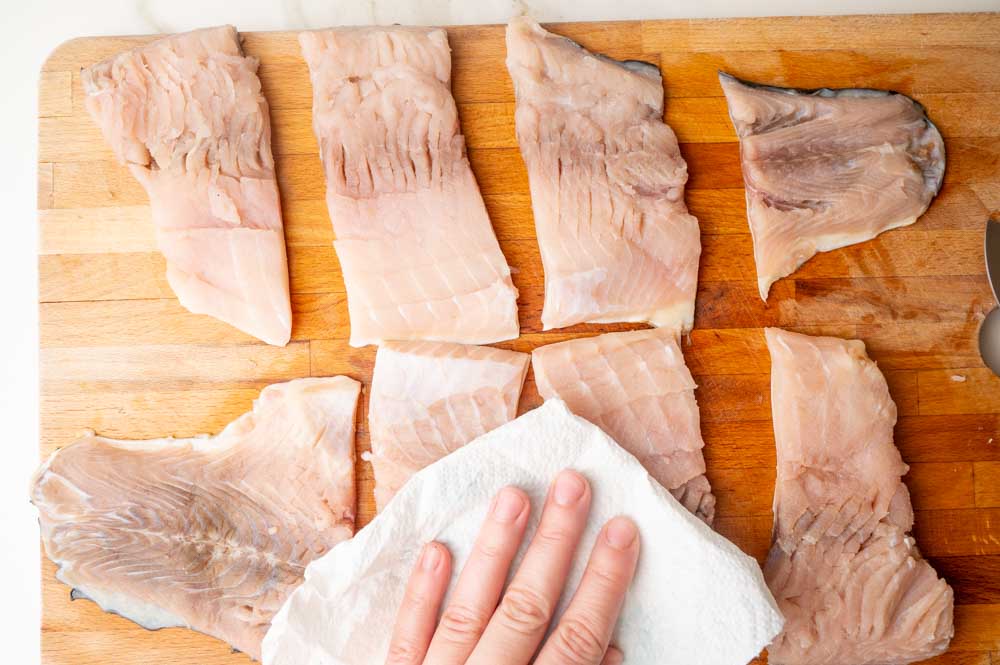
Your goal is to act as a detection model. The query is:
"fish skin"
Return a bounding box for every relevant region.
[531,328,715,523]
[299,27,519,348]
[31,377,360,661]
[82,26,293,346]
[764,328,953,665]
[506,17,701,332]
[368,341,529,511]
[720,73,946,301]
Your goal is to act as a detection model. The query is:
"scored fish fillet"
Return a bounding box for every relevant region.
[82,26,293,346]
[506,18,701,332]
[720,74,946,300]
[764,328,953,664]
[31,377,360,661]
[368,341,529,511]
[299,27,519,347]
[532,328,715,523]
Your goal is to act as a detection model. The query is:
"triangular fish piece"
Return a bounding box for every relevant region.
[82,26,293,346]
[368,341,529,511]
[764,328,953,664]
[506,18,701,332]
[31,377,360,660]
[532,328,715,523]
[299,28,520,347]
[720,73,946,300]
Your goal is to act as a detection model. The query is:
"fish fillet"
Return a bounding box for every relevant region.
[368,341,529,511]
[720,74,946,300]
[506,17,701,332]
[299,27,519,347]
[532,328,715,523]
[764,328,953,664]
[82,26,293,346]
[31,377,360,660]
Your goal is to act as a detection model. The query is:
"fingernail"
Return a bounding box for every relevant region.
[553,470,586,507]
[492,487,526,522]
[604,517,638,550]
[421,543,442,571]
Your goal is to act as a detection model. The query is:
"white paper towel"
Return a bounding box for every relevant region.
[263,400,783,664]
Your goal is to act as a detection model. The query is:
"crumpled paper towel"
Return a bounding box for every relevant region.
[263,400,783,664]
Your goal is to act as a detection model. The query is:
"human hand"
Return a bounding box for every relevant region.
[386,469,640,665]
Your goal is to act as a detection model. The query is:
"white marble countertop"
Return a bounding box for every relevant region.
[3,0,997,661]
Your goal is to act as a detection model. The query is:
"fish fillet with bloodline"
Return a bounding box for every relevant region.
[720,73,946,300]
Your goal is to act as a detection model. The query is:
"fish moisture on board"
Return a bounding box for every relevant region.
[532,328,715,523]
[82,26,293,346]
[764,328,954,664]
[31,377,361,661]
[506,17,701,332]
[720,74,946,300]
[299,27,520,347]
[367,340,530,511]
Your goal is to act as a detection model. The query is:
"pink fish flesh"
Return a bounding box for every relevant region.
[300,27,520,347]
[82,26,293,346]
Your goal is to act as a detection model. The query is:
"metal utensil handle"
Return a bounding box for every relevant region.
[987,215,1000,305]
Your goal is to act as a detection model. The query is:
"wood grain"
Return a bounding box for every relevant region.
[37,14,1000,665]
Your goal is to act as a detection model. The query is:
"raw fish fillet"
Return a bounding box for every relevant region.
[506,18,701,331]
[720,74,946,300]
[532,328,715,523]
[368,341,529,511]
[31,377,360,661]
[764,328,953,664]
[82,26,292,346]
[300,28,519,347]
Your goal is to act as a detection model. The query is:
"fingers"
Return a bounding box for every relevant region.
[534,516,640,665]
[601,646,624,665]
[423,486,530,665]
[385,542,452,665]
[467,470,592,665]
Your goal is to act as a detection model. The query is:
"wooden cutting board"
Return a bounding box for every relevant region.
[37,13,1000,665]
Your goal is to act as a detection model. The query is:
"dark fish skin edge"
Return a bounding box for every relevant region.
[599,54,660,78]
[718,70,947,196]
[540,22,661,80]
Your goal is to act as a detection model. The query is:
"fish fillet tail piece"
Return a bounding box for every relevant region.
[300,27,519,347]
[82,26,293,346]
[720,73,946,301]
[531,328,715,524]
[506,17,701,331]
[368,341,530,511]
[31,377,361,660]
[763,328,953,664]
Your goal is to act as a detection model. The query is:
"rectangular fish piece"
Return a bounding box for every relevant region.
[300,27,520,347]
[506,18,701,332]
[368,341,529,511]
